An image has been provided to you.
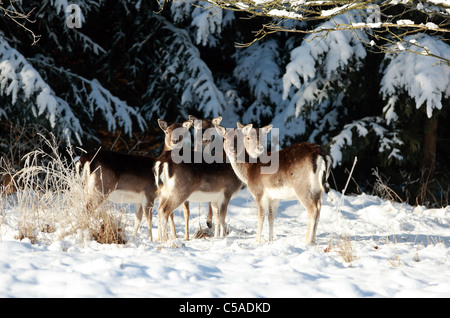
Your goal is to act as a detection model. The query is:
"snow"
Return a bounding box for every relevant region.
[425,22,439,29]
[380,34,450,119]
[321,4,352,17]
[149,21,226,118]
[234,39,284,124]
[267,9,302,19]
[172,1,229,47]
[396,19,415,25]
[0,36,82,139]
[1,188,448,298]
[329,117,404,166]
[281,12,368,139]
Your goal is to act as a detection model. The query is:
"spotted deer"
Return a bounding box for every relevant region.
[189,115,223,229]
[154,118,193,240]
[78,150,158,240]
[215,123,332,244]
[155,119,242,242]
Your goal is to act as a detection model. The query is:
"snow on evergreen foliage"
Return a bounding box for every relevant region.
[144,19,226,119]
[45,0,105,54]
[1,1,449,174]
[329,117,404,166]
[281,13,371,162]
[234,39,284,124]
[0,31,143,142]
[87,78,146,136]
[171,0,234,47]
[282,13,368,116]
[380,34,450,120]
[0,36,82,141]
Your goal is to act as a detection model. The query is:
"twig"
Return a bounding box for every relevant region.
[335,156,357,215]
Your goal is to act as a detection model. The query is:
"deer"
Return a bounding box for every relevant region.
[189,115,223,230]
[215,123,332,245]
[155,118,242,242]
[78,150,159,241]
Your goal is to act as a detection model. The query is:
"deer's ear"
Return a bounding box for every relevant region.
[241,124,253,136]
[182,120,193,130]
[236,122,244,129]
[188,115,198,122]
[158,119,168,132]
[212,116,222,127]
[260,124,273,135]
[215,125,227,137]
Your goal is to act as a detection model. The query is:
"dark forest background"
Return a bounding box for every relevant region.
[0,0,449,207]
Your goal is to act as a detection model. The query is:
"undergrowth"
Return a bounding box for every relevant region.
[1,134,126,245]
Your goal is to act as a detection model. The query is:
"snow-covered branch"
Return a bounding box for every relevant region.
[144,17,226,119]
[380,34,450,118]
[0,36,81,141]
[330,117,404,167]
[29,58,146,138]
[203,0,450,62]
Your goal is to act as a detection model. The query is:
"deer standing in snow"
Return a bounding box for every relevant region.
[215,123,332,244]
[155,118,242,242]
[189,115,223,230]
[78,150,159,240]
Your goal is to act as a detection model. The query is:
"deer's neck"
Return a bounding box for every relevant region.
[228,159,248,185]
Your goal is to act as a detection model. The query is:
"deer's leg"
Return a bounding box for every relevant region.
[298,191,322,245]
[181,201,190,240]
[268,199,279,242]
[158,196,185,242]
[169,212,177,239]
[255,196,267,244]
[217,197,230,237]
[308,197,321,245]
[211,202,220,237]
[133,203,143,237]
[157,198,170,242]
[143,201,153,242]
[206,203,213,229]
[157,200,177,241]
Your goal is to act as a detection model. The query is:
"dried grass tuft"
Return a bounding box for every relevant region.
[2,133,127,245]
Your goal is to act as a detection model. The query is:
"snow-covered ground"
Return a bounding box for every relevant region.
[0,188,449,298]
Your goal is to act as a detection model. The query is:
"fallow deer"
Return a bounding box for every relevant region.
[189,115,223,229]
[154,118,194,240]
[78,150,158,240]
[216,123,332,244]
[155,119,242,242]
[155,115,225,239]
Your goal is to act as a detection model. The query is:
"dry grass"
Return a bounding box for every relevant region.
[324,234,357,263]
[388,255,402,267]
[1,134,127,245]
[372,168,403,203]
[338,234,356,263]
[193,225,214,239]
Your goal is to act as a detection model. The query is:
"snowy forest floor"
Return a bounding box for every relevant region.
[0,188,449,298]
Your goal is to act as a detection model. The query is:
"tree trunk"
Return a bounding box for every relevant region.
[422,115,438,177]
[419,115,438,205]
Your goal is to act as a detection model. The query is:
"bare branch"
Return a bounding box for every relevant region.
[1,0,41,44]
[201,0,450,62]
